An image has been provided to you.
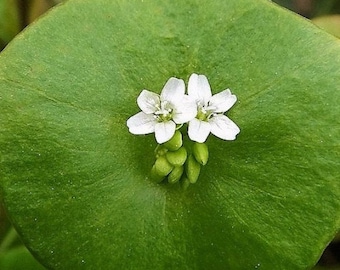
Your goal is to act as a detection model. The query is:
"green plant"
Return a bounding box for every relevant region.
[0,0,339,269]
[0,0,20,50]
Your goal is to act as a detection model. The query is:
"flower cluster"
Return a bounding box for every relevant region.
[127,73,240,186]
[127,73,240,143]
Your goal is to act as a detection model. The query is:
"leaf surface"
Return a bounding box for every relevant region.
[0,0,340,269]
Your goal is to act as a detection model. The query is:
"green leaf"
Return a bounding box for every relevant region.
[27,0,55,24]
[0,246,46,270]
[0,0,340,269]
[0,0,20,48]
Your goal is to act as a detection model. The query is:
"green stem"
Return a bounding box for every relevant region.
[0,226,18,253]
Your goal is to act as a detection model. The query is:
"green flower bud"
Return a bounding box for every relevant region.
[150,156,173,183]
[192,142,209,166]
[154,145,168,158]
[185,154,201,184]
[155,156,173,176]
[168,166,184,184]
[163,130,182,151]
[165,147,187,166]
[150,165,165,183]
[181,176,190,190]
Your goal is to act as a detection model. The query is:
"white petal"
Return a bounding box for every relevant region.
[160,77,185,104]
[208,89,237,113]
[172,95,198,124]
[137,90,160,114]
[155,121,176,144]
[188,118,211,143]
[127,112,157,135]
[188,73,212,105]
[209,114,240,140]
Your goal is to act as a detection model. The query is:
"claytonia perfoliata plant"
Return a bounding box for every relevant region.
[127,73,240,187]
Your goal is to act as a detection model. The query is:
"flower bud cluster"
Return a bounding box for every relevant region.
[150,130,209,186]
[127,73,240,187]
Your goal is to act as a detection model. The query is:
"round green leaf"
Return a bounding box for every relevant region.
[1,0,340,269]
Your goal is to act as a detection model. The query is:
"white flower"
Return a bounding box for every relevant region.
[127,77,197,144]
[187,73,240,143]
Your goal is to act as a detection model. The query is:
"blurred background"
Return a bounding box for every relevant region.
[0,0,339,269]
